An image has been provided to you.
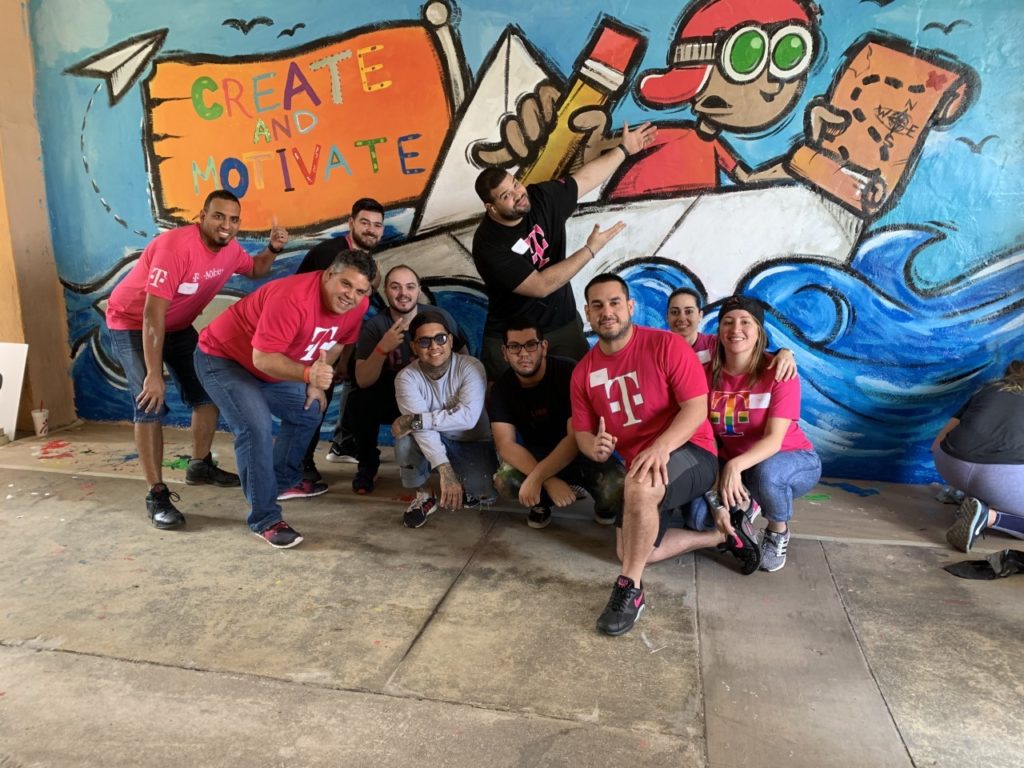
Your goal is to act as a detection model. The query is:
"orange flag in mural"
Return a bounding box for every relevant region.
[144,23,452,233]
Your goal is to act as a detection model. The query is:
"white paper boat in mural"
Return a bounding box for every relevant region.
[380,183,863,305]
[377,26,864,303]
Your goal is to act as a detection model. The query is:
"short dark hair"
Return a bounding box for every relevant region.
[474,167,509,205]
[329,249,377,283]
[384,264,421,285]
[351,197,384,219]
[502,315,545,344]
[203,190,240,210]
[584,273,630,302]
[409,310,452,339]
[668,287,702,308]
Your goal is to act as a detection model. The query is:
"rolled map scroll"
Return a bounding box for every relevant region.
[787,33,976,217]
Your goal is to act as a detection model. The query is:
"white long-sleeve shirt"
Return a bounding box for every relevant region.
[395,353,491,468]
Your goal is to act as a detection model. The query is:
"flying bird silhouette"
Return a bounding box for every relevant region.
[923,19,972,35]
[860,0,897,6]
[956,135,998,154]
[222,17,274,35]
[278,23,306,38]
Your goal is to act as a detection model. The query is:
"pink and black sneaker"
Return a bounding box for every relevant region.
[596,575,645,636]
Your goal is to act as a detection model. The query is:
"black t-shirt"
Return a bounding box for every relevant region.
[487,356,576,456]
[471,178,579,337]
[295,236,351,274]
[941,383,1024,464]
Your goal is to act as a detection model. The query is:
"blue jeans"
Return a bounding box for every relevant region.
[194,348,323,532]
[686,449,822,529]
[395,433,497,499]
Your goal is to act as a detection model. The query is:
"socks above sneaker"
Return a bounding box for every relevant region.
[991,511,1024,540]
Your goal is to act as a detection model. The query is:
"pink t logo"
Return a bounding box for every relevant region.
[523,225,549,268]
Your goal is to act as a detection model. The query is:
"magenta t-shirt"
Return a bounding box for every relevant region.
[106,224,254,332]
[692,332,717,365]
[571,325,717,466]
[198,271,367,382]
[707,365,814,460]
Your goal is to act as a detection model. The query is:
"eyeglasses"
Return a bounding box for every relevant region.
[672,23,814,84]
[503,339,541,354]
[414,333,450,348]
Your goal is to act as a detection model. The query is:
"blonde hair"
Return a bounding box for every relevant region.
[710,312,770,390]
[999,360,1024,394]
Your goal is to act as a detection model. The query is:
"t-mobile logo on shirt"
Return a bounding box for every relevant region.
[589,368,644,427]
[513,225,550,269]
[148,267,168,288]
[710,390,751,436]
[301,327,339,361]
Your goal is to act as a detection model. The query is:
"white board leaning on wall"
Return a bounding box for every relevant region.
[0,342,29,442]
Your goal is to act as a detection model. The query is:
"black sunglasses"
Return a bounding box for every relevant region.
[414,333,450,349]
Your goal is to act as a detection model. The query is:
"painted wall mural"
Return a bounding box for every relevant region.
[30,0,1024,483]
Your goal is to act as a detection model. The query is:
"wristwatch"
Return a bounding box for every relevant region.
[410,414,423,431]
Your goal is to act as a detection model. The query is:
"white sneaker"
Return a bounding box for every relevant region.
[324,441,358,464]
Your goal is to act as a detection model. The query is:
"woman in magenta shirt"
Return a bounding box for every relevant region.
[704,295,821,572]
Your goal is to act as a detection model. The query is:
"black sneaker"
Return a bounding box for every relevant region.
[404,493,436,528]
[145,483,185,529]
[596,575,645,636]
[302,459,322,484]
[352,465,378,495]
[185,454,240,487]
[254,520,303,548]
[527,505,552,529]
[719,506,762,575]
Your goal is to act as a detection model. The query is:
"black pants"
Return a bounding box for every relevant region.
[349,372,401,471]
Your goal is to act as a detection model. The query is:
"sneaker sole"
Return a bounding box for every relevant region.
[150,516,185,530]
[597,604,644,636]
[946,499,988,552]
[593,514,616,526]
[277,487,330,501]
[724,509,762,575]
[527,517,551,529]
[253,531,304,549]
[185,477,241,488]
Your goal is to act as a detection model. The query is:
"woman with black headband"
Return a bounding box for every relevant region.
[702,295,821,572]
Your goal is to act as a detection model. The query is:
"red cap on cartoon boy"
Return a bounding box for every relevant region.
[639,0,815,107]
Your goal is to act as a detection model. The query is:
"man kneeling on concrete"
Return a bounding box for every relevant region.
[571,274,728,637]
[489,316,624,529]
[194,251,374,547]
[392,311,497,528]
[349,265,466,495]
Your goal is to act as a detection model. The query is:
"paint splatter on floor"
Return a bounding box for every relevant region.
[34,439,74,460]
[803,493,832,502]
[820,480,880,498]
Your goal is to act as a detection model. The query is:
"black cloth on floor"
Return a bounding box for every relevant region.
[943,549,1024,580]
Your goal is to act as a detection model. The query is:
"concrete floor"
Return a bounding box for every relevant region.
[0,422,1021,768]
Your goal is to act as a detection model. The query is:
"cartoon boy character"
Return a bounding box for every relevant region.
[610,0,820,198]
[474,0,844,199]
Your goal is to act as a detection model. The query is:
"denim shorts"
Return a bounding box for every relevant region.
[108,326,212,423]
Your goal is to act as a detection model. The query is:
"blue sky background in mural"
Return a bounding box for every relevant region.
[29,0,1024,482]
